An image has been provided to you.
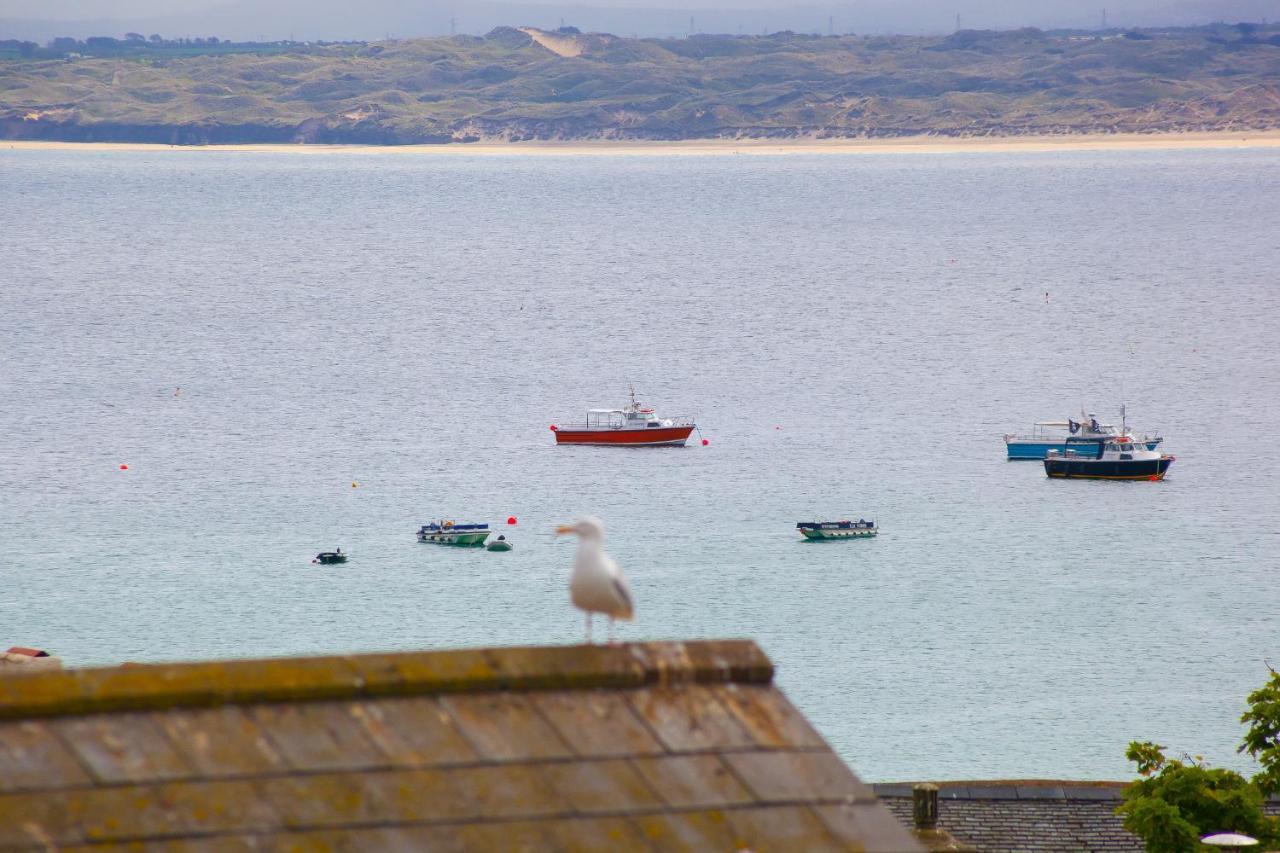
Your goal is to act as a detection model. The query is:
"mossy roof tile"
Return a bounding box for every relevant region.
[259,771,388,830]
[631,808,741,852]
[156,705,286,778]
[713,682,828,748]
[725,804,848,852]
[74,778,280,842]
[545,815,654,852]
[726,749,877,804]
[539,757,663,814]
[54,712,194,784]
[626,685,755,752]
[817,801,921,850]
[531,689,664,758]
[632,753,756,809]
[346,696,477,767]
[0,720,93,793]
[438,692,573,761]
[249,702,386,772]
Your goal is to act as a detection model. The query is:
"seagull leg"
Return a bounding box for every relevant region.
[585,612,593,645]
[608,616,616,646]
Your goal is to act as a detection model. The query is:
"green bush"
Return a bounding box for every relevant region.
[1119,668,1280,851]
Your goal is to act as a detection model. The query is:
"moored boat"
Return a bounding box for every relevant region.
[417,521,490,546]
[314,550,347,564]
[1043,436,1174,480]
[486,535,513,552]
[797,520,878,540]
[552,386,695,447]
[1005,407,1161,460]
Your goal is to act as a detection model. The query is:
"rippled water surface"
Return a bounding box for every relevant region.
[3,146,1279,781]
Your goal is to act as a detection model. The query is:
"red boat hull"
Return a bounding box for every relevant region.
[554,425,695,446]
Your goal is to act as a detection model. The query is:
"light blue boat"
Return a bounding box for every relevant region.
[1004,408,1162,460]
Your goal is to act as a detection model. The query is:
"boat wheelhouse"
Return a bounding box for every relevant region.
[552,387,695,447]
[797,520,878,540]
[1005,407,1162,460]
[1043,435,1174,480]
[417,521,491,546]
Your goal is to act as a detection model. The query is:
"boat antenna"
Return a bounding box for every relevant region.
[629,381,637,409]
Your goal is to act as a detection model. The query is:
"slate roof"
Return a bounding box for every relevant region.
[876,781,1138,852]
[0,639,919,851]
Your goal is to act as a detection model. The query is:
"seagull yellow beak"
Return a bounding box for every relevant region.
[555,524,577,536]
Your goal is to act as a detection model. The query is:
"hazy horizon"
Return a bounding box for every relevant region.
[4,0,1279,42]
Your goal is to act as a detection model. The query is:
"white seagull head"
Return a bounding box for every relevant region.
[556,516,605,542]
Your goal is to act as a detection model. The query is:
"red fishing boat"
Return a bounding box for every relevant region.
[551,387,696,447]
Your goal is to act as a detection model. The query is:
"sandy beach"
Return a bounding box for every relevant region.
[4,130,1280,156]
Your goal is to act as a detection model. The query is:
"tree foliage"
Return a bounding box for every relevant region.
[1118,744,1277,851]
[1120,668,1280,851]
[1240,667,1280,796]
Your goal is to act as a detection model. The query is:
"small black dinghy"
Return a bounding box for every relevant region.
[486,535,513,552]
[314,550,348,565]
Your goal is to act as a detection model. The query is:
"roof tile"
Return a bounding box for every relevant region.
[540,758,663,814]
[448,820,560,852]
[450,763,571,820]
[53,712,193,784]
[358,769,478,823]
[0,720,93,793]
[632,754,755,809]
[260,771,387,830]
[75,778,278,842]
[631,808,741,851]
[545,815,653,852]
[157,705,286,778]
[532,690,664,758]
[439,692,572,761]
[725,804,847,852]
[725,750,876,804]
[713,683,827,748]
[627,686,754,752]
[816,801,923,851]
[0,789,85,847]
[348,696,477,767]
[250,702,386,771]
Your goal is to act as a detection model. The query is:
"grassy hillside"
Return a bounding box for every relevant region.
[2,25,1279,144]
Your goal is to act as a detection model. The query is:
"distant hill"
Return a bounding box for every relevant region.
[2,24,1279,144]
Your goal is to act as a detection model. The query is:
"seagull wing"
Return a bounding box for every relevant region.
[602,553,635,620]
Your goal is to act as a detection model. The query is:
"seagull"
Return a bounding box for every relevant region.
[556,516,634,644]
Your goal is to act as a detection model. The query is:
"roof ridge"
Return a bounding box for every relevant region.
[0,639,773,720]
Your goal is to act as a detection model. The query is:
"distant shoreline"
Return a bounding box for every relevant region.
[5,131,1280,156]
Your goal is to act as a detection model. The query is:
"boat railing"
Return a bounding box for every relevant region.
[581,414,695,429]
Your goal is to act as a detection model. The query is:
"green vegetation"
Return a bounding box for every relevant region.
[2,24,1278,144]
[1119,668,1280,851]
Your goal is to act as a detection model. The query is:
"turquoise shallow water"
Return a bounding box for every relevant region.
[2,146,1278,781]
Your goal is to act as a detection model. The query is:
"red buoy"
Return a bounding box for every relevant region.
[119,463,129,470]
[549,425,558,432]
[701,439,709,446]
[507,516,517,525]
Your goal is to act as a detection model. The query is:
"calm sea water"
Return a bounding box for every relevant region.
[2,146,1278,782]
